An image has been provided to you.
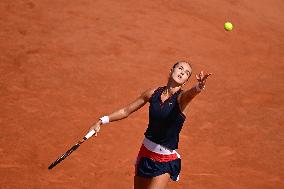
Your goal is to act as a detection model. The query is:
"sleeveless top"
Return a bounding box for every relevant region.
[144,86,186,150]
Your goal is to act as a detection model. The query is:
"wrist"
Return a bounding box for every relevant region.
[195,83,205,92]
[99,116,110,125]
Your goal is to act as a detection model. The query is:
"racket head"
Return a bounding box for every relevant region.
[48,143,81,170]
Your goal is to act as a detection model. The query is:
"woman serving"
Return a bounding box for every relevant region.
[89,61,211,189]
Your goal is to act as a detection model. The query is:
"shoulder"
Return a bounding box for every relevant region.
[141,87,161,101]
[142,87,157,99]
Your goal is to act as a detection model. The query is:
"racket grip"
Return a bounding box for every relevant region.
[84,130,96,140]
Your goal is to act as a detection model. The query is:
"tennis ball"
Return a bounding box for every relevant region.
[224,22,233,31]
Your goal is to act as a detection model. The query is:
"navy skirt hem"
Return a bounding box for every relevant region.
[135,157,181,181]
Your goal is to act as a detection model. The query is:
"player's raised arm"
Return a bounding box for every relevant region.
[88,88,155,136]
[179,71,212,107]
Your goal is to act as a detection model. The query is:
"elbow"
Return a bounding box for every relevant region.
[122,108,130,118]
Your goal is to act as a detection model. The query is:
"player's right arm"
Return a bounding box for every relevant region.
[89,88,155,135]
[107,88,154,121]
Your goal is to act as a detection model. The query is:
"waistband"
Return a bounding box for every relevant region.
[138,145,178,162]
[143,137,180,158]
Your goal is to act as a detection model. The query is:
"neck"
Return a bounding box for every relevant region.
[164,80,182,96]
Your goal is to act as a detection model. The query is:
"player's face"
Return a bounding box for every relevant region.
[170,62,192,85]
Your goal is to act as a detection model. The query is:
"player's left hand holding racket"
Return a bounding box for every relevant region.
[48,121,101,170]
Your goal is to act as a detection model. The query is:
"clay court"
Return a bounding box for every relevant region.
[0,0,283,188]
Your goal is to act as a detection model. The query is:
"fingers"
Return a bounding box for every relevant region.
[203,73,212,81]
[196,71,205,80]
[196,71,212,89]
[89,122,101,137]
[198,71,212,81]
[94,126,100,137]
[195,74,199,80]
[196,73,201,82]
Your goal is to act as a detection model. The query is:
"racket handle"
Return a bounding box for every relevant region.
[84,130,96,140]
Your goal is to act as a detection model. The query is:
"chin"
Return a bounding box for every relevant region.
[172,78,184,85]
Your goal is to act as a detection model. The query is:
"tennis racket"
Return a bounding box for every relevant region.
[48,130,96,170]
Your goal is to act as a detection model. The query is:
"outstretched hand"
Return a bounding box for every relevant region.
[196,71,212,89]
[89,120,102,137]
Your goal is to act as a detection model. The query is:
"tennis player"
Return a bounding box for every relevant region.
[89,61,211,189]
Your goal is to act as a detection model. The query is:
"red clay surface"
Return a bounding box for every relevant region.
[1,0,283,188]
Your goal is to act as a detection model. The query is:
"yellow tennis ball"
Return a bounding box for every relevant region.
[224,22,233,31]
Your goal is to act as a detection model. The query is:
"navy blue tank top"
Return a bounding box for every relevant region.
[144,86,186,150]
